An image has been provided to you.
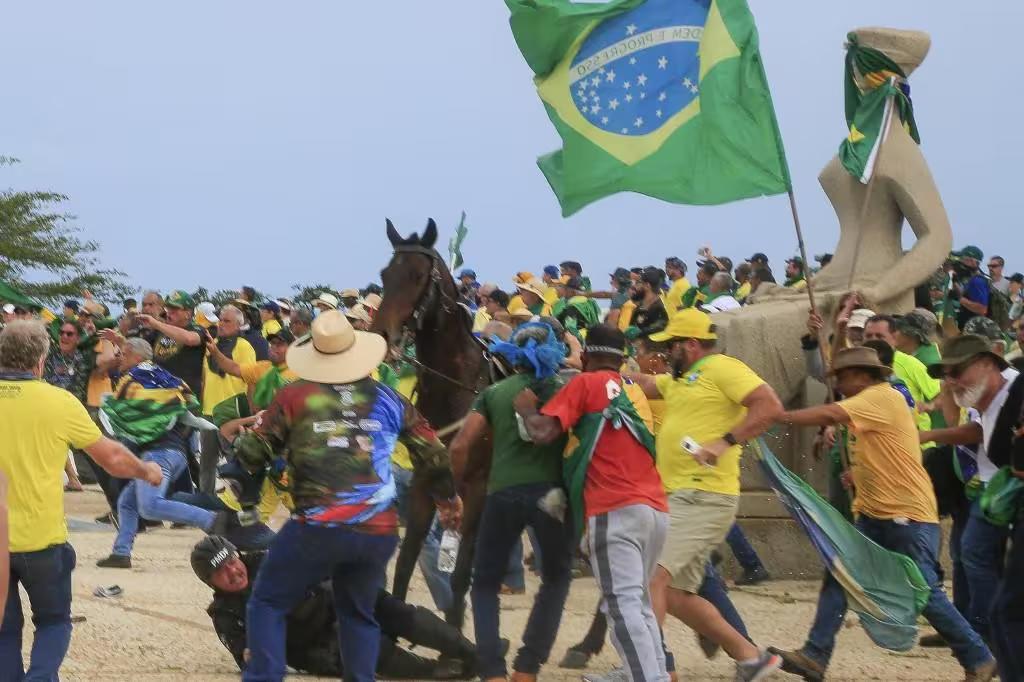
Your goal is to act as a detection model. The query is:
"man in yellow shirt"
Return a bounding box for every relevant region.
[202,305,257,417]
[0,321,161,679]
[769,346,995,681]
[663,257,691,312]
[630,309,784,680]
[783,256,808,290]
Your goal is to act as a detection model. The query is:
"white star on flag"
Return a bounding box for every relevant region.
[637,74,647,87]
[609,98,619,110]
[598,67,605,74]
[629,57,637,65]
[621,128,629,134]
[591,76,601,88]
[602,116,609,124]
[578,89,586,99]
[634,117,643,127]
[626,24,637,35]
[623,81,631,90]
[690,85,699,94]
[590,104,601,114]
[658,92,667,102]
[658,56,668,69]
[625,94,633,102]
[683,77,693,87]
[606,70,616,82]
[639,92,646,99]
[656,109,663,118]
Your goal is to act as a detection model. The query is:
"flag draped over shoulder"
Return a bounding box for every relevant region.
[838,33,919,184]
[750,439,929,651]
[506,0,790,216]
[100,362,202,445]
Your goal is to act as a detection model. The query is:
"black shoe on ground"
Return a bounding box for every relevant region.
[918,632,947,648]
[698,633,721,659]
[95,512,116,525]
[559,648,593,669]
[735,566,771,586]
[766,647,824,682]
[96,554,132,569]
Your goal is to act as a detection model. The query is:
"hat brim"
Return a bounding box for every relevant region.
[828,363,893,377]
[286,331,387,384]
[647,330,717,343]
[927,351,1008,379]
[516,283,546,299]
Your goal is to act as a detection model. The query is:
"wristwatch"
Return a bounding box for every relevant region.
[723,432,739,446]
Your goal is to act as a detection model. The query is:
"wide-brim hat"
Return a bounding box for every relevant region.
[314,292,339,309]
[828,346,892,377]
[344,303,372,325]
[928,334,1009,379]
[362,293,382,311]
[287,310,386,384]
[516,279,548,299]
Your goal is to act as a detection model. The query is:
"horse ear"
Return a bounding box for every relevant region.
[421,219,438,248]
[386,219,401,246]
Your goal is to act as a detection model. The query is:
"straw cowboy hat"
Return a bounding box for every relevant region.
[362,293,382,311]
[515,278,548,299]
[827,346,892,377]
[314,292,339,310]
[286,310,386,384]
[344,303,372,325]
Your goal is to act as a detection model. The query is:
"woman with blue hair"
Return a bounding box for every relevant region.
[449,322,575,682]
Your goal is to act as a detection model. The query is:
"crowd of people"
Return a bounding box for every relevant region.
[1,240,1022,682]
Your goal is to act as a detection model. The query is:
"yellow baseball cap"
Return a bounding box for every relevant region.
[648,309,717,342]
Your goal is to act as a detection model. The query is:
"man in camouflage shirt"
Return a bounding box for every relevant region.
[234,311,461,682]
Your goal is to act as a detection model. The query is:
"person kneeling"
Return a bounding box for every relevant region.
[191,536,479,679]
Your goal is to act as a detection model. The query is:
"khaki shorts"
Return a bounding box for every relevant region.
[659,489,738,592]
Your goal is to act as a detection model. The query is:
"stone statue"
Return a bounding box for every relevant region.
[714,27,953,406]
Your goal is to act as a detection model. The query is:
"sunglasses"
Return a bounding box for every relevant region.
[988,263,1003,269]
[60,330,77,337]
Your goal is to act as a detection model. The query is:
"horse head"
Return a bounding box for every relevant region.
[372,218,453,345]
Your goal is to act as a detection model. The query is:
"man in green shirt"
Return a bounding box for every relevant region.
[449,322,573,682]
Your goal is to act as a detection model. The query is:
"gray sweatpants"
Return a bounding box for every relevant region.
[588,504,670,682]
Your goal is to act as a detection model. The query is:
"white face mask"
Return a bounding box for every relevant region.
[953,379,987,409]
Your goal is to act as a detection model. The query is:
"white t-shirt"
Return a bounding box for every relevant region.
[968,367,1020,481]
[991,277,1011,296]
[703,295,741,313]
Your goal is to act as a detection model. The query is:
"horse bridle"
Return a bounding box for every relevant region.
[390,244,481,395]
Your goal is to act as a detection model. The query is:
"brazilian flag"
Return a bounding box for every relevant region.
[506,0,790,216]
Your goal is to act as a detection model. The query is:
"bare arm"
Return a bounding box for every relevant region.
[732,384,785,442]
[780,402,851,428]
[605,307,621,328]
[449,412,489,488]
[139,315,201,346]
[512,388,566,446]
[83,438,162,485]
[622,372,662,399]
[920,422,983,446]
[93,340,120,377]
[960,297,988,317]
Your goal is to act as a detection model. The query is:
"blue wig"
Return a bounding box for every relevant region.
[489,322,567,379]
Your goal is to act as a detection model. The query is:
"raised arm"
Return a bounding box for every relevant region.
[139,315,202,347]
[779,403,851,428]
[84,437,162,484]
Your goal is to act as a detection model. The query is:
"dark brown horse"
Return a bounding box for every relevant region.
[371,218,493,631]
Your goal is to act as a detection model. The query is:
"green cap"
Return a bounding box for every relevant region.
[953,245,984,262]
[927,334,1007,379]
[165,290,195,309]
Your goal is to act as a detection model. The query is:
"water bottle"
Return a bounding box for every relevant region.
[437,529,460,573]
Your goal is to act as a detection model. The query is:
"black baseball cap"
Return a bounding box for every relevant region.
[191,536,239,587]
[267,328,296,344]
[748,253,769,264]
[610,267,632,284]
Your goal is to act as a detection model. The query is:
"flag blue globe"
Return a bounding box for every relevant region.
[569,0,711,137]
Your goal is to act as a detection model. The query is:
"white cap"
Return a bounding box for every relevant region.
[2,303,15,315]
[196,301,219,324]
[274,298,293,313]
[315,292,339,309]
[848,308,876,330]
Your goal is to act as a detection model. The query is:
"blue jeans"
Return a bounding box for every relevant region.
[961,499,1008,638]
[471,483,573,679]
[803,517,991,671]
[0,543,77,681]
[663,562,749,673]
[726,524,765,573]
[112,446,216,557]
[990,516,1024,681]
[244,520,398,682]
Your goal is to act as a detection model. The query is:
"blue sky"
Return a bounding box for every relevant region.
[1,1,1019,299]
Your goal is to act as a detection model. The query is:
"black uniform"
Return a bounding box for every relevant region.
[206,552,475,678]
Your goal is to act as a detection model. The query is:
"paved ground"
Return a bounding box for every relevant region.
[13,488,967,680]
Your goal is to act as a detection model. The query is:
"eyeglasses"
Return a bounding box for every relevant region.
[988,263,1003,269]
[60,330,77,337]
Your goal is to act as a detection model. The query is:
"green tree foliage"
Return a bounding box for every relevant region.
[292,282,335,305]
[0,157,131,305]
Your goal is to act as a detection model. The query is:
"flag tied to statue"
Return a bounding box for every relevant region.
[506,0,790,216]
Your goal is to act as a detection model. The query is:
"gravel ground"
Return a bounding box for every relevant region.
[12,488,965,680]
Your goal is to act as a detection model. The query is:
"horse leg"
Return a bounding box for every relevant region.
[392,475,435,601]
[445,472,487,631]
[560,598,607,668]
